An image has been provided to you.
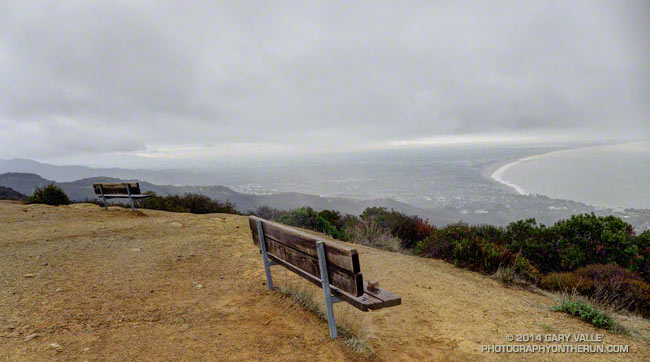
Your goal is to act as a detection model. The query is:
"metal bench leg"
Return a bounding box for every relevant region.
[99,185,108,210]
[126,184,135,211]
[256,220,274,290]
[317,241,338,339]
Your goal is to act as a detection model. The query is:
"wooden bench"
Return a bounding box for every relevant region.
[93,182,151,211]
[249,216,401,339]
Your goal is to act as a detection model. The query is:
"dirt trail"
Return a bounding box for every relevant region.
[0,201,648,361]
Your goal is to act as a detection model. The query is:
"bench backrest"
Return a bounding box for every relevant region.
[93,182,141,195]
[249,216,364,296]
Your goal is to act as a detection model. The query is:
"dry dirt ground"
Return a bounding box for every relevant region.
[1,201,649,361]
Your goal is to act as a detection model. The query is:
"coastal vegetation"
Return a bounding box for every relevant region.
[254,206,650,319]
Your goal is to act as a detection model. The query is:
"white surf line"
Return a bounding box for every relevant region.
[490,159,530,195]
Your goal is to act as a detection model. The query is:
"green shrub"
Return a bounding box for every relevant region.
[551,299,616,330]
[137,192,238,214]
[554,214,638,270]
[277,207,342,239]
[505,219,561,274]
[27,184,71,206]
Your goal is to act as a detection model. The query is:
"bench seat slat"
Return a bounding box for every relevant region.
[250,216,360,274]
[363,282,401,308]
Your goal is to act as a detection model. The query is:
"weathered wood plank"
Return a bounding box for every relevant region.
[93,183,141,195]
[363,282,402,308]
[100,194,151,199]
[265,254,384,311]
[249,216,360,274]
[263,237,363,296]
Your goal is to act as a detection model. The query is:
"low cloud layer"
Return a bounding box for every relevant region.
[1,1,648,165]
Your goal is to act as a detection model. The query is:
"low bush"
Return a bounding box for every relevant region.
[541,264,650,317]
[137,192,238,214]
[276,207,342,239]
[393,215,436,249]
[251,206,290,222]
[540,272,593,294]
[551,299,616,330]
[347,219,402,252]
[27,184,71,206]
[415,223,513,274]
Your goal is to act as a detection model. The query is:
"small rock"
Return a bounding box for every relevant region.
[83,347,90,352]
[170,222,183,228]
[131,248,142,252]
[22,209,28,212]
[24,274,35,278]
[24,333,39,342]
[7,325,15,331]
[55,288,64,293]
[192,282,204,289]
[48,342,62,351]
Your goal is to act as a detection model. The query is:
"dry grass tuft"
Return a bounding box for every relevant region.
[277,282,374,355]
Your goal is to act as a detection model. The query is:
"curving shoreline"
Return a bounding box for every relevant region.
[490,159,529,195]
[489,148,581,196]
[488,141,649,200]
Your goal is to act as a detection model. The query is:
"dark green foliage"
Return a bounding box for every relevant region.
[0,186,27,201]
[360,207,407,232]
[551,300,616,330]
[137,192,238,214]
[415,223,512,273]
[505,219,561,274]
[318,209,344,229]
[27,184,71,206]
[277,207,342,239]
[635,230,650,281]
[554,214,638,270]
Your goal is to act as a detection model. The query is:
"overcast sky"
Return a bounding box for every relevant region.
[1,1,648,167]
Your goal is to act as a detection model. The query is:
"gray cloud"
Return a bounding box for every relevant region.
[0,0,648,164]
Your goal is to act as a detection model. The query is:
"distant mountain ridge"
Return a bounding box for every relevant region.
[0,158,224,185]
[2,159,648,231]
[0,185,26,201]
[0,172,450,223]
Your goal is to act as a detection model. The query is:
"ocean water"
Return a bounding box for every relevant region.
[492,142,650,209]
